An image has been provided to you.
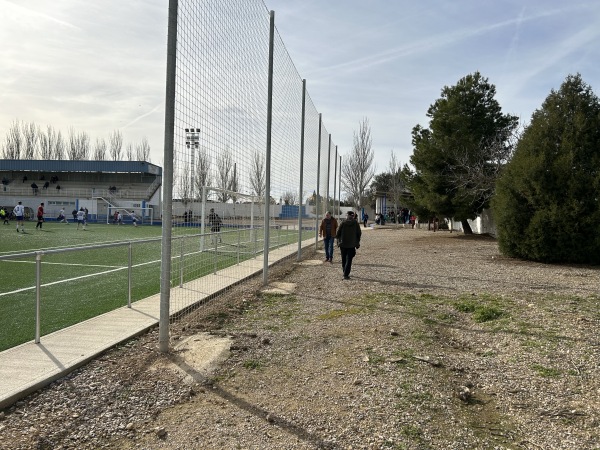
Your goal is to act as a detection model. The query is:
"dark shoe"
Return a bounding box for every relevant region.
[324,258,329,262]
[329,260,333,264]
[343,275,350,280]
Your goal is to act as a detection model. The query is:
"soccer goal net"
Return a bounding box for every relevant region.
[107,206,154,225]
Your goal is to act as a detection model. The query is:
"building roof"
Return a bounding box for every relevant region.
[0,160,162,176]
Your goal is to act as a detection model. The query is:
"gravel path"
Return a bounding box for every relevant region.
[1,227,599,449]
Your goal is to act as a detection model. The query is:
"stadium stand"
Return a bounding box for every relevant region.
[0,160,162,223]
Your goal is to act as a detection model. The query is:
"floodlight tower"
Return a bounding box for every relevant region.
[185,128,200,198]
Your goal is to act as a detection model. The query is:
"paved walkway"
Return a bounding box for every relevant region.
[0,238,316,409]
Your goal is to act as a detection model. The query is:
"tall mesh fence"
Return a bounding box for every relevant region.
[162,0,341,329]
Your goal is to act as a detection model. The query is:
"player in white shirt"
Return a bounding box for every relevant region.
[14,201,25,232]
[76,208,86,230]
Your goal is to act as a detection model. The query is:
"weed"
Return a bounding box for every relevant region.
[532,364,561,378]
[243,359,262,370]
[366,348,386,365]
[400,424,423,439]
[473,306,503,322]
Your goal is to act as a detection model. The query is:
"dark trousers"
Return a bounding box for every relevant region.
[323,236,334,260]
[340,247,356,277]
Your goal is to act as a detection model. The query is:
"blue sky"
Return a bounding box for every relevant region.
[2,0,599,173]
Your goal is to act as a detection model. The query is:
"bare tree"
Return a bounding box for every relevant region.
[229,162,239,203]
[93,138,108,160]
[194,150,211,200]
[67,127,78,160]
[387,150,405,214]
[178,165,192,207]
[341,118,376,210]
[54,131,65,160]
[216,147,234,202]
[135,137,151,161]
[109,130,123,161]
[22,121,39,159]
[67,128,90,160]
[125,143,134,161]
[249,150,265,199]
[282,191,298,205]
[39,132,49,159]
[448,125,523,210]
[2,121,22,159]
[39,126,58,159]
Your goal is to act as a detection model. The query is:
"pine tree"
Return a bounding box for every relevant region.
[493,74,600,263]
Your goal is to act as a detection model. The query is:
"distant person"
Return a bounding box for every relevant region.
[76,208,86,230]
[72,209,78,223]
[57,208,68,223]
[43,181,50,189]
[22,175,27,183]
[14,201,25,232]
[335,210,362,280]
[0,207,8,225]
[84,207,89,225]
[30,182,38,195]
[117,211,123,225]
[131,211,138,227]
[113,210,119,224]
[208,208,222,243]
[319,211,338,263]
[35,202,45,229]
[362,212,369,228]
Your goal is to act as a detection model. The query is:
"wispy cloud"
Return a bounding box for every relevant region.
[121,103,163,130]
[1,0,81,31]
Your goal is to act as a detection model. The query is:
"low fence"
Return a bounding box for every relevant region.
[0,224,315,352]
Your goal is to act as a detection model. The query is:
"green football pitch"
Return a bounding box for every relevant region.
[0,220,310,351]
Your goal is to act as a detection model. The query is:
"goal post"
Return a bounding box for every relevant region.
[107,206,154,225]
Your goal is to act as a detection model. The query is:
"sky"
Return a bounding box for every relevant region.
[2,0,600,174]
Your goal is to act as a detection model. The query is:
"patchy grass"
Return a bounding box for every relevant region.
[532,364,561,378]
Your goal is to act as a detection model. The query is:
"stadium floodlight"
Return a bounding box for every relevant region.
[185,128,200,199]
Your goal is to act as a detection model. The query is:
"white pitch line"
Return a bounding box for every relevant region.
[0,240,252,298]
[2,260,122,269]
[0,259,161,298]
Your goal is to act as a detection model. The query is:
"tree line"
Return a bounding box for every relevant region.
[359,72,600,264]
[1,121,151,162]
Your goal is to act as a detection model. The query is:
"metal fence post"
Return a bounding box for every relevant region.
[297,79,306,260]
[35,252,42,344]
[128,242,132,308]
[326,133,331,213]
[237,227,241,265]
[179,236,184,288]
[213,234,218,274]
[263,10,275,285]
[315,113,322,250]
[338,155,342,217]
[333,146,338,219]
[159,0,178,353]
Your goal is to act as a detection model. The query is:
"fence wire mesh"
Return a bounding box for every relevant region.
[164,0,341,327]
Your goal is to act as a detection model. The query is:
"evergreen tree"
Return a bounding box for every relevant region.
[493,74,600,263]
[409,72,518,233]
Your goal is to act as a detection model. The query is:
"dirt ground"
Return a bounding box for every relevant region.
[1,228,599,449]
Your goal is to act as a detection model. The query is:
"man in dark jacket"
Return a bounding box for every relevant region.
[335,210,362,280]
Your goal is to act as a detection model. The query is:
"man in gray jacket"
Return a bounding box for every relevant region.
[335,210,362,280]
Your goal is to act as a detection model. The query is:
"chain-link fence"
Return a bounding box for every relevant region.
[159,0,342,350]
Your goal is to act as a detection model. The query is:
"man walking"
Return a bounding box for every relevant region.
[35,202,45,229]
[0,207,8,225]
[319,211,338,263]
[14,201,25,232]
[335,210,362,280]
